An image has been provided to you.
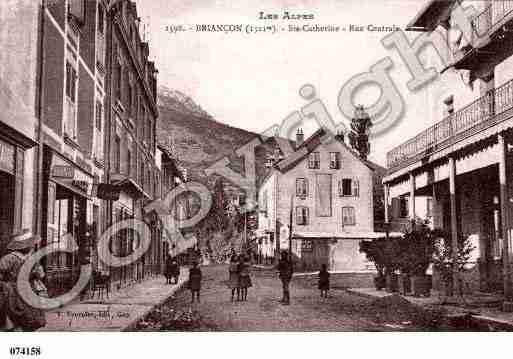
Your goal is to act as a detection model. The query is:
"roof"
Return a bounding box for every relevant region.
[275,128,376,173]
[406,0,455,32]
[156,143,186,182]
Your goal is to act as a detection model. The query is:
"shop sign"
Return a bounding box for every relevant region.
[72,180,90,193]
[96,184,120,201]
[52,165,75,179]
[51,155,92,196]
[0,138,15,174]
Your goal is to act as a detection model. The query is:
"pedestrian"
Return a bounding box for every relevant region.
[0,229,47,331]
[164,255,173,284]
[165,256,180,285]
[187,261,202,303]
[318,264,330,298]
[238,255,252,301]
[170,257,180,284]
[277,251,293,305]
[227,255,240,302]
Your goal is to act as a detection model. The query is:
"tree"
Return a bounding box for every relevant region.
[199,178,230,235]
[348,105,372,161]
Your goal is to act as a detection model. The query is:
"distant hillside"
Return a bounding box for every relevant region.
[157,86,276,189]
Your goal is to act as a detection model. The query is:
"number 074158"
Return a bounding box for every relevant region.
[9,347,41,356]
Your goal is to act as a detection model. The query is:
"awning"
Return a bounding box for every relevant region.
[111,174,150,199]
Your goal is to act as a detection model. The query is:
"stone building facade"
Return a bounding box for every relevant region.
[257,129,377,272]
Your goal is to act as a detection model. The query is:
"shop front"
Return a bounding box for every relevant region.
[42,148,94,297]
[0,137,25,255]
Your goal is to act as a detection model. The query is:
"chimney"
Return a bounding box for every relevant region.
[296,128,304,145]
[335,130,345,143]
[443,95,454,116]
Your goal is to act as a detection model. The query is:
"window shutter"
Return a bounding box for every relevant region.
[296,179,301,197]
[305,207,309,225]
[296,207,302,225]
[304,178,309,197]
[353,179,359,197]
[338,180,342,197]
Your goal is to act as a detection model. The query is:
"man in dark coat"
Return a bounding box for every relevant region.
[277,251,293,305]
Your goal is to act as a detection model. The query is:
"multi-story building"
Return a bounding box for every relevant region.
[257,128,379,272]
[0,0,166,296]
[0,0,41,254]
[37,0,108,295]
[156,144,187,267]
[384,1,513,308]
[103,0,161,289]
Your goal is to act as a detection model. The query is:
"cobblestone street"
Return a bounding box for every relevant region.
[134,265,445,331]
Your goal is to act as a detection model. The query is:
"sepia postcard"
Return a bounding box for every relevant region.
[1,0,513,357]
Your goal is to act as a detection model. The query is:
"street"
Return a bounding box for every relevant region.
[134,265,446,331]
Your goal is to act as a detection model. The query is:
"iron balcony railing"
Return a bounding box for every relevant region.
[473,0,513,38]
[387,77,513,169]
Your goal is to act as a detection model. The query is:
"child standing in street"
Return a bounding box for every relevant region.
[228,255,240,302]
[238,256,252,301]
[188,261,202,303]
[318,264,330,298]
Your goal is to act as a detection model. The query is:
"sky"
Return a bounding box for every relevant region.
[133,0,452,166]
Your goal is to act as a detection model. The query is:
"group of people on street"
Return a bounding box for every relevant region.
[227,254,252,302]
[168,243,333,306]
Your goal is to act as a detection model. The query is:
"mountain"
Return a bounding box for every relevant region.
[157,86,276,189]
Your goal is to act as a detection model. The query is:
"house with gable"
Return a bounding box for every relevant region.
[256,128,386,272]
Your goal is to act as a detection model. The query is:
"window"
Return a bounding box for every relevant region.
[94,100,103,160]
[330,152,341,169]
[115,61,122,101]
[339,178,359,197]
[95,100,103,131]
[308,152,320,169]
[114,135,121,173]
[399,197,409,218]
[342,207,356,226]
[97,3,104,34]
[296,178,308,198]
[139,158,145,186]
[65,62,77,102]
[296,206,309,225]
[427,197,433,217]
[128,83,133,115]
[127,149,132,176]
[65,61,77,138]
[68,0,85,24]
[261,190,268,217]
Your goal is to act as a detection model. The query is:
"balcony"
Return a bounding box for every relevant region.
[473,1,513,38]
[452,1,513,71]
[387,77,513,171]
